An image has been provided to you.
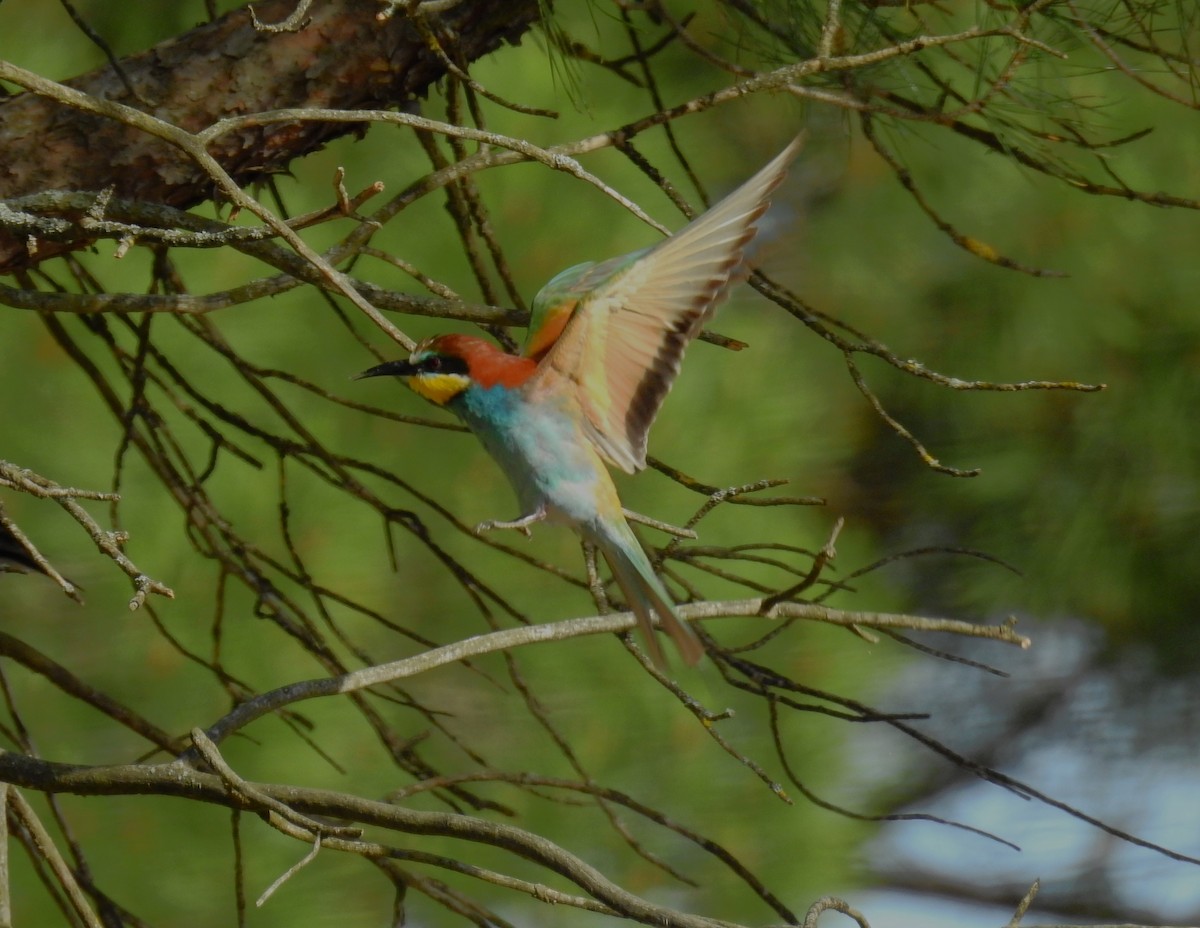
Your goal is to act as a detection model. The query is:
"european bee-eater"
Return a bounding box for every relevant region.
[0,520,45,576]
[359,139,800,666]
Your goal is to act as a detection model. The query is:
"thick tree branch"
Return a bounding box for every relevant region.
[0,749,733,928]
[0,0,542,271]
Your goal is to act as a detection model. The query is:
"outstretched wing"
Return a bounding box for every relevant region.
[525,137,801,473]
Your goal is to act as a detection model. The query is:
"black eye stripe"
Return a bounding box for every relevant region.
[415,354,468,376]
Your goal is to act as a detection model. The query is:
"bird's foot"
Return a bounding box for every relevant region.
[475,506,547,539]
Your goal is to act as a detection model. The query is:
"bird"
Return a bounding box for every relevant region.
[0,518,50,576]
[0,517,83,599]
[358,138,801,666]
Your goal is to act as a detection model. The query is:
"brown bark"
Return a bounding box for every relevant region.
[0,0,542,272]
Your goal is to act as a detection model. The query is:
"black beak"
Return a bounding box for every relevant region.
[353,359,416,381]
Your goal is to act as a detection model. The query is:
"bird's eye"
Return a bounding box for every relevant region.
[422,356,443,373]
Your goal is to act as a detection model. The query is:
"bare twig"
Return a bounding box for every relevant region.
[6,790,104,928]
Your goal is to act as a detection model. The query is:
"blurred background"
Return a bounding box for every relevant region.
[1,0,1198,925]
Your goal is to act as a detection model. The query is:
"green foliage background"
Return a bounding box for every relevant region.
[1,0,1197,924]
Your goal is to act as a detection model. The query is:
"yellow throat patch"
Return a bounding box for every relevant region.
[406,372,469,406]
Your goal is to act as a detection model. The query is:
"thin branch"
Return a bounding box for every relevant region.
[6,790,104,928]
[187,600,1030,755]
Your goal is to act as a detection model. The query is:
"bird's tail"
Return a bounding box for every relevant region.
[591,520,704,667]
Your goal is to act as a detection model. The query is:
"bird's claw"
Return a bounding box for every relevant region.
[474,507,546,539]
[474,518,532,539]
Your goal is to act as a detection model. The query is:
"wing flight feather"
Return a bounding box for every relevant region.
[528,137,802,472]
